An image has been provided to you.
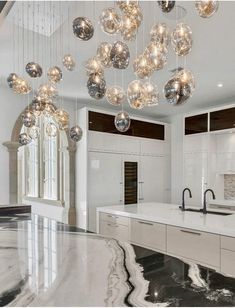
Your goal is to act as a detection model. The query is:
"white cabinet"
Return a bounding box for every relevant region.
[221,236,235,277]
[130,218,166,252]
[167,226,220,269]
[139,156,167,203]
[88,152,123,232]
[216,152,235,174]
[99,212,129,241]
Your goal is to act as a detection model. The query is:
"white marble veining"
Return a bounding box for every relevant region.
[97,202,235,237]
[0,215,167,307]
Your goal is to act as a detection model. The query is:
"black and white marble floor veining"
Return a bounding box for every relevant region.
[0,214,235,307]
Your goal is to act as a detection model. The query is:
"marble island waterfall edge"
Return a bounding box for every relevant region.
[0,215,235,307]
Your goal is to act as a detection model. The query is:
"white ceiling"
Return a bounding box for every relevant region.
[1,1,235,121]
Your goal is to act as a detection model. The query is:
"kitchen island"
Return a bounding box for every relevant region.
[97,202,235,277]
[1,212,235,306]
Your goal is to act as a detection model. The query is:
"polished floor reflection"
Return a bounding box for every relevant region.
[0,214,235,307]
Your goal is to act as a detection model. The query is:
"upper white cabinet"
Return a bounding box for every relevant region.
[88,131,140,155]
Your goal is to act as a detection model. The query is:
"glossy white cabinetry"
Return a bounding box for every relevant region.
[88,152,123,232]
[130,218,166,252]
[216,152,235,174]
[167,225,220,269]
[139,156,166,203]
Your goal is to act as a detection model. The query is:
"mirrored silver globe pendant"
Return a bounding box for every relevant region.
[22,110,36,128]
[47,66,62,84]
[164,75,193,106]
[158,1,175,13]
[97,42,112,68]
[171,23,193,56]
[114,111,131,133]
[62,54,76,71]
[25,62,42,78]
[127,80,145,109]
[28,125,40,140]
[70,125,83,142]
[106,86,126,106]
[110,41,130,69]
[19,133,31,146]
[46,122,57,137]
[99,7,121,35]
[7,73,18,88]
[73,17,94,41]
[87,73,106,100]
[195,0,219,18]
[143,82,159,107]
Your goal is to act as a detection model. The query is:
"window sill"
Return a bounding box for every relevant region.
[23,196,64,207]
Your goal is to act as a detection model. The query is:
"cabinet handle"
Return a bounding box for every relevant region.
[138,221,154,226]
[139,198,144,201]
[138,181,144,184]
[107,214,116,219]
[107,223,118,228]
[180,229,201,236]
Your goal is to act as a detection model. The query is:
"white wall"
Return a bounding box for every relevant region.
[0,86,26,204]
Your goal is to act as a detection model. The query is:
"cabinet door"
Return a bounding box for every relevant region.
[183,152,208,207]
[140,156,166,203]
[130,218,166,252]
[88,152,123,232]
[167,226,220,269]
[99,221,129,242]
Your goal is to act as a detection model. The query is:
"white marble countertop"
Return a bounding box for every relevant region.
[97,202,235,238]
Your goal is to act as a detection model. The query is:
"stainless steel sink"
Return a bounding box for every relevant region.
[180,207,232,216]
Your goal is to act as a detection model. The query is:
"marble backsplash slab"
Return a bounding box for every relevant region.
[224,174,235,200]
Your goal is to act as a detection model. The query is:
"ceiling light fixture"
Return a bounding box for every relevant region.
[217,83,223,88]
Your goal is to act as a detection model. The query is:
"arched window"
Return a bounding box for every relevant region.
[19,113,67,203]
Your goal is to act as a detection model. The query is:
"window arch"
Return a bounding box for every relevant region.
[18,109,70,205]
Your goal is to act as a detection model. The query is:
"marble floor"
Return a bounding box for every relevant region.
[0,214,235,307]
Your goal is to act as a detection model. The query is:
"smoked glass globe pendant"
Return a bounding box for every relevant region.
[114,111,131,133]
[73,17,94,41]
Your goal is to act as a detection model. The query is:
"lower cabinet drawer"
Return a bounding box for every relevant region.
[130,219,166,252]
[99,221,129,242]
[221,236,235,252]
[167,226,220,268]
[99,212,129,226]
[221,249,235,277]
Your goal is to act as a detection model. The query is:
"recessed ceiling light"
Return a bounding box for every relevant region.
[217,83,223,88]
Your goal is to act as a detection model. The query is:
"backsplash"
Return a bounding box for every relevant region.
[224,175,235,200]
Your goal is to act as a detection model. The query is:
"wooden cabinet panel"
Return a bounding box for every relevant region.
[167,226,220,269]
[210,108,235,131]
[130,219,166,252]
[89,111,165,140]
[221,249,235,277]
[185,113,208,135]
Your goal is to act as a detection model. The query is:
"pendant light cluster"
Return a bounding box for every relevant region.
[8,0,220,140]
[8,3,83,146]
[100,1,143,41]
